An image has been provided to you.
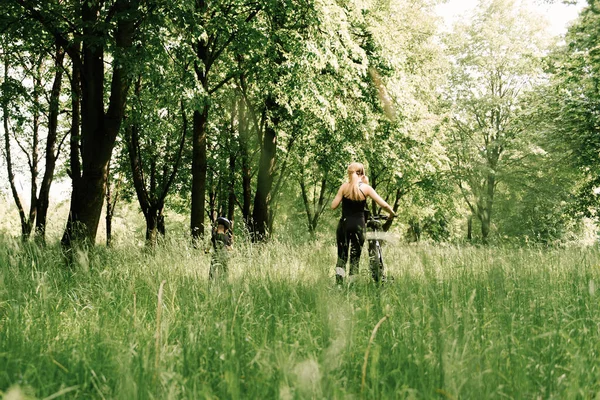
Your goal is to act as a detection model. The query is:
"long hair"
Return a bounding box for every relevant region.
[343,162,366,201]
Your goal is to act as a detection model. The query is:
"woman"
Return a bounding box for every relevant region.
[331,162,395,283]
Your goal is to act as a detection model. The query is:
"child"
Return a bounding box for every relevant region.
[208,217,233,280]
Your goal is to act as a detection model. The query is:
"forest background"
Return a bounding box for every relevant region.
[3,1,600,399]
[1,0,599,248]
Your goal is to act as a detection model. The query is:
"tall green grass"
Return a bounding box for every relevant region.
[1,235,600,399]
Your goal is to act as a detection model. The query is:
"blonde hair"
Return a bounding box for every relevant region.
[343,162,366,201]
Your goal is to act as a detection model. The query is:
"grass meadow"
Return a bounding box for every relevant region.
[2,230,600,400]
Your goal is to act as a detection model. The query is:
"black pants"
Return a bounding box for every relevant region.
[336,217,365,277]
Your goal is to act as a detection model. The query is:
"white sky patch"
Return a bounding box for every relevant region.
[435,0,585,36]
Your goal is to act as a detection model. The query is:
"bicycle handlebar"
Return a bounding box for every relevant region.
[366,214,394,231]
[368,214,393,222]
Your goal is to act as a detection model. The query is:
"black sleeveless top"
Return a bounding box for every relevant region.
[341,184,367,219]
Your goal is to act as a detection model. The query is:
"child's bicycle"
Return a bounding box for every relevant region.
[366,214,392,283]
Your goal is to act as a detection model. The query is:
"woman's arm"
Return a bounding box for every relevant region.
[364,185,396,217]
[331,184,346,210]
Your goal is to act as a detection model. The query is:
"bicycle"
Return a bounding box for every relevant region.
[366,214,392,283]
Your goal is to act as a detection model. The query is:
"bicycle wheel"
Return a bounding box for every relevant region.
[369,240,385,283]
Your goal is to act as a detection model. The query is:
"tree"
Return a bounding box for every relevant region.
[336,0,451,236]
[293,112,350,236]
[234,0,352,240]
[543,5,600,221]
[1,27,66,243]
[127,83,187,246]
[12,0,146,247]
[36,42,65,243]
[164,0,261,241]
[442,0,550,242]
[118,7,192,247]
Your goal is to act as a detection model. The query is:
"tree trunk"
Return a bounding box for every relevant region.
[63,57,82,243]
[144,205,164,247]
[227,98,237,222]
[228,152,236,222]
[408,218,421,242]
[158,213,165,236]
[299,176,315,235]
[191,106,208,240]
[467,214,473,241]
[3,101,29,239]
[237,95,253,230]
[480,173,496,243]
[208,179,217,223]
[241,157,252,230]
[299,174,329,236]
[265,131,297,235]
[106,182,113,247]
[382,188,402,232]
[251,101,277,241]
[311,176,329,233]
[105,164,120,247]
[190,20,211,242]
[481,213,490,242]
[27,60,42,239]
[369,174,378,217]
[146,212,158,245]
[63,162,111,246]
[128,122,155,247]
[36,43,65,244]
[216,175,226,220]
[2,53,30,240]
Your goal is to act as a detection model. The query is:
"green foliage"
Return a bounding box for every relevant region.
[543,5,600,220]
[2,0,598,244]
[485,2,600,244]
[441,0,552,241]
[493,167,581,243]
